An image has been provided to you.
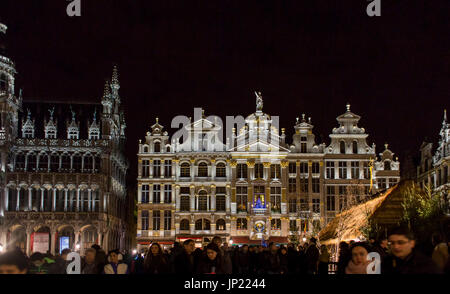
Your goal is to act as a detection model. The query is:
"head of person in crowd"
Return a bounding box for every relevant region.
[349,242,370,266]
[310,237,317,245]
[212,236,223,248]
[378,237,388,249]
[206,243,221,261]
[349,240,355,246]
[30,252,45,267]
[387,226,416,260]
[280,246,287,256]
[183,239,195,255]
[149,242,163,256]
[107,249,121,264]
[339,241,349,252]
[241,244,249,254]
[320,244,328,254]
[0,250,29,274]
[84,248,96,265]
[61,248,71,261]
[91,244,101,252]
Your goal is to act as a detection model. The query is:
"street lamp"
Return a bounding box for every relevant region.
[132,249,137,255]
[302,237,306,242]
[75,243,80,251]
[229,239,233,245]
[0,243,4,253]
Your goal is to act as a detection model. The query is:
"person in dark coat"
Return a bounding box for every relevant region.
[255,246,266,274]
[174,239,196,274]
[337,241,351,275]
[371,237,389,261]
[297,245,307,274]
[264,243,281,274]
[212,236,232,274]
[48,248,71,274]
[305,238,319,274]
[81,248,98,274]
[382,226,442,274]
[196,243,226,274]
[279,246,289,274]
[234,245,250,274]
[287,245,298,274]
[92,244,107,275]
[192,247,203,272]
[143,242,170,274]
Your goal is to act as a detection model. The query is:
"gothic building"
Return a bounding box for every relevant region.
[0,21,130,255]
[417,110,449,211]
[136,93,400,249]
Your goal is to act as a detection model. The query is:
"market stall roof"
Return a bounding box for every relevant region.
[318,181,413,245]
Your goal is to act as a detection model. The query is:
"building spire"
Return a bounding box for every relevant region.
[103,80,111,98]
[346,102,351,112]
[255,91,263,112]
[444,109,447,123]
[111,65,119,86]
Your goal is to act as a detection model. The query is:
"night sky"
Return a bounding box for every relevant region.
[2,0,449,188]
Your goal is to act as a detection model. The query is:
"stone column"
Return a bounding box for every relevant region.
[175,185,180,211]
[88,189,92,212]
[263,162,271,180]
[137,184,142,203]
[190,185,195,212]
[160,184,164,204]
[40,188,44,211]
[190,159,195,181]
[161,160,165,178]
[211,159,216,181]
[4,187,9,212]
[149,184,153,204]
[64,189,68,212]
[50,228,56,255]
[28,187,32,211]
[149,159,153,178]
[226,185,231,212]
[173,159,179,180]
[26,228,32,256]
[16,187,20,211]
[210,185,216,212]
[76,189,80,212]
[52,188,57,212]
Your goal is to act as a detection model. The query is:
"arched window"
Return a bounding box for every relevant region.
[38,154,49,171]
[61,154,71,170]
[198,190,208,211]
[340,141,346,154]
[0,73,7,91]
[72,154,82,172]
[216,163,226,178]
[180,163,190,177]
[27,154,37,171]
[16,154,25,170]
[154,142,161,153]
[216,219,226,231]
[198,162,208,177]
[180,219,190,230]
[352,141,358,154]
[143,146,148,153]
[384,161,391,170]
[203,219,211,230]
[195,219,202,231]
[166,146,170,152]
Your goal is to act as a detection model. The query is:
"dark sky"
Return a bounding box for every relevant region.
[2,0,449,188]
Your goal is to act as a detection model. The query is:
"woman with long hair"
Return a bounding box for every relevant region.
[143,242,170,274]
[196,243,225,274]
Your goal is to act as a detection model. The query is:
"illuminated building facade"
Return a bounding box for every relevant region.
[0,21,130,255]
[136,94,400,248]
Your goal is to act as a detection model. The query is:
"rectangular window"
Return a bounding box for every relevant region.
[378,178,387,189]
[289,220,297,231]
[180,196,190,211]
[141,184,149,203]
[363,162,370,179]
[141,211,149,230]
[152,210,160,230]
[312,162,320,174]
[326,186,335,211]
[270,164,281,179]
[326,161,335,179]
[142,160,150,177]
[289,198,297,213]
[288,178,296,193]
[236,186,248,212]
[164,185,172,203]
[215,187,226,211]
[339,161,347,179]
[289,162,297,174]
[254,163,264,178]
[153,184,161,203]
[300,198,308,211]
[164,210,171,230]
[237,164,248,179]
[270,187,281,213]
[300,178,309,193]
[153,160,161,177]
[164,160,172,177]
[301,136,307,153]
[300,219,309,232]
[351,162,360,179]
[300,162,308,174]
[312,198,320,213]
[388,178,397,187]
[312,178,320,193]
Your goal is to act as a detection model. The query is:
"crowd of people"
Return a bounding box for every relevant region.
[0,226,448,274]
